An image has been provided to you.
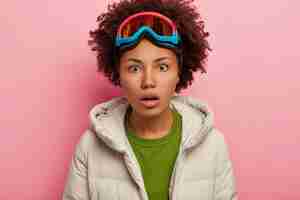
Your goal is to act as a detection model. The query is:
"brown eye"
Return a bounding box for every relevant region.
[159,63,169,72]
[128,65,141,73]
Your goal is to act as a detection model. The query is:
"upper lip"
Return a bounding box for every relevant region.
[140,94,160,100]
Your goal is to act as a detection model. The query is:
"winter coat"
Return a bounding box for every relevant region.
[62,95,238,200]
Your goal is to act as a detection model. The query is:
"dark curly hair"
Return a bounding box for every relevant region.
[88,0,211,93]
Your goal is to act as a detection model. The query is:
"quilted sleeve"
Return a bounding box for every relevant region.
[62,132,90,200]
[214,130,238,200]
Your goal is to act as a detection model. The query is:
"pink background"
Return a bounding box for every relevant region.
[1,0,299,199]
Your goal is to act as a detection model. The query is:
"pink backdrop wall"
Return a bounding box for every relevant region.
[1,0,299,199]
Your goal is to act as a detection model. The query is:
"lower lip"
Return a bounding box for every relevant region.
[140,99,160,108]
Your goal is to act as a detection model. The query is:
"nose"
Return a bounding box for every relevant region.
[141,67,156,89]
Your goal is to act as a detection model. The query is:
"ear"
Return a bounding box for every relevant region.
[116,63,122,87]
[176,67,181,84]
[118,75,123,88]
[176,75,180,85]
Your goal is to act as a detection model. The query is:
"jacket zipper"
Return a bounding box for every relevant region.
[123,150,149,200]
[169,147,187,200]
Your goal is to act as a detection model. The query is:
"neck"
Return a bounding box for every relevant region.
[127,106,174,139]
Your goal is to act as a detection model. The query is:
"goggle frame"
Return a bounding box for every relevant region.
[115,11,181,49]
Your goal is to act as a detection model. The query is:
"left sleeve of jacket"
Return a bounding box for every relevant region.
[62,130,91,200]
[213,129,238,200]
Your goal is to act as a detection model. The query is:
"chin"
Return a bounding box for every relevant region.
[134,102,170,118]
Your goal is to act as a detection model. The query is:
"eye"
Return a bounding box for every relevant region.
[128,65,141,73]
[159,63,169,72]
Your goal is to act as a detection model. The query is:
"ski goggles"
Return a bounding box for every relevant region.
[115,11,181,49]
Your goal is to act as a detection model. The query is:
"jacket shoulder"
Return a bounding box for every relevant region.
[208,128,232,157]
[209,128,234,174]
[209,129,238,199]
[73,129,98,158]
[210,128,227,146]
[195,128,232,162]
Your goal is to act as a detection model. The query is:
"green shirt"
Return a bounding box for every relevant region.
[124,106,182,200]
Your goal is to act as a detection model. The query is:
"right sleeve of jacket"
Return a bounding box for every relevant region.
[62,130,91,200]
[213,129,238,200]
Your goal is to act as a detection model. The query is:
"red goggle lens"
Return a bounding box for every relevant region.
[120,15,173,37]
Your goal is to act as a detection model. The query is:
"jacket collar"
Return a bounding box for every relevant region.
[89,95,214,153]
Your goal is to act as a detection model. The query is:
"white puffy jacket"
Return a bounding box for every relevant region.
[62,95,238,200]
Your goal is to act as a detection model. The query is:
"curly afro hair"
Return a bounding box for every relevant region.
[88,0,211,93]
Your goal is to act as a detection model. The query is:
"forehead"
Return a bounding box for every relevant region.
[119,38,177,62]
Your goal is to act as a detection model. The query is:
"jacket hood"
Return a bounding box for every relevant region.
[89,95,214,153]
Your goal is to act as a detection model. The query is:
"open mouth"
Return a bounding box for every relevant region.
[140,96,159,101]
[140,96,160,107]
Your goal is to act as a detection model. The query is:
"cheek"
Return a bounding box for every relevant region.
[120,76,140,96]
[119,69,133,88]
[121,75,135,86]
[160,74,179,88]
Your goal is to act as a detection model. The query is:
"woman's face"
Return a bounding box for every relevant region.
[119,38,180,118]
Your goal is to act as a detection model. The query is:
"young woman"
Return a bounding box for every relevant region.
[62,0,237,199]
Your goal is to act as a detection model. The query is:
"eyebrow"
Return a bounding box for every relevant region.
[126,57,170,64]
